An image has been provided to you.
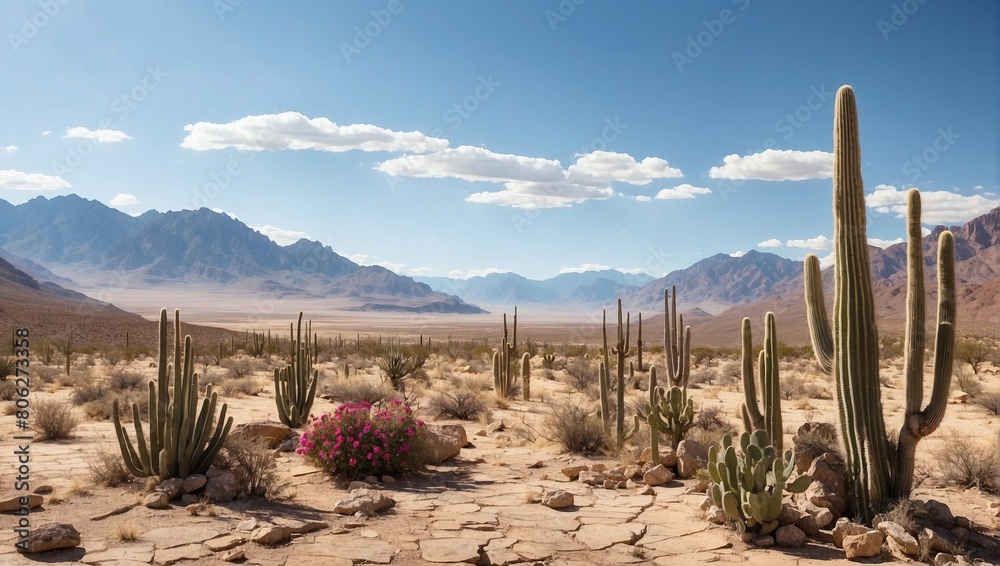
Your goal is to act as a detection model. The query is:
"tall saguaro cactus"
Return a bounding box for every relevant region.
[113,309,233,480]
[663,286,691,390]
[274,312,319,427]
[803,85,956,522]
[739,313,783,453]
[600,299,631,448]
[493,308,518,399]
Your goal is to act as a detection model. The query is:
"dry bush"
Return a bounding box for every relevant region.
[214,436,288,499]
[219,378,261,398]
[87,447,132,488]
[2,403,15,416]
[695,405,728,431]
[973,389,1000,416]
[427,389,488,421]
[689,367,718,388]
[222,357,260,378]
[112,520,140,542]
[108,369,145,390]
[687,424,733,450]
[955,366,983,397]
[0,356,15,380]
[31,365,62,385]
[932,431,1000,494]
[32,399,79,440]
[321,377,401,405]
[71,382,108,405]
[803,382,832,400]
[448,372,492,392]
[781,373,806,400]
[882,499,918,533]
[792,424,842,465]
[57,369,92,388]
[82,390,149,422]
[559,358,598,391]
[542,399,608,454]
[0,379,17,401]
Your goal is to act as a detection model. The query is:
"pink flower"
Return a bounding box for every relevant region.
[349,458,357,466]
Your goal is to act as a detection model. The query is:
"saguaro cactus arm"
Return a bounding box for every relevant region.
[804,255,834,373]
[739,317,765,434]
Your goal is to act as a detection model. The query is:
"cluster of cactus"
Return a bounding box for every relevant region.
[113,309,233,479]
[803,86,956,522]
[273,312,319,428]
[600,299,630,448]
[541,352,556,369]
[245,330,265,357]
[492,308,518,399]
[635,370,695,453]
[707,430,811,535]
[739,313,783,452]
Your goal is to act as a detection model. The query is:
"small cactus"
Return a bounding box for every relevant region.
[521,353,531,401]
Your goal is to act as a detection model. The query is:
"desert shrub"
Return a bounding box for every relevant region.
[955,366,984,398]
[71,382,108,405]
[376,347,425,392]
[973,389,1000,416]
[542,399,608,454]
[932,431,1000,494]
[792,423,843,465]
[322,377,402,405]
[219,378,261,398]
[688,367,717,388]
[781,373,806,400]
[448,373,492,392]
[0,379,17,401]
[297,400,426,479]
[31,365,62,385]
[199,369,226,392]
[803,382,832,400]
[32,399,79,440]
[82,390,149,422]
[87,447,133,487]
[108,369,145,390]
[427,389,487,420]
[215,436,288,499]
[695,405,728,431]
[560,358,597,391]
[57,369,92,388]
[0,356,16,380]
[222,357,263,378]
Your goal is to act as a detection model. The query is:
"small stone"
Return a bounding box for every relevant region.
[616,480,628,489]
[659,446,678,468]
[603,479,617,489]
[775,524,806,547]
[843,530,884,559]
[0,493,42,512]
[143,492,170,509]
[934,553,957,565]
[236,518,261,532]
[643,464,673,486]
[802,502,834,529]
[486,420,505,434]
[578,471,606,485]
[348,481,370,492]
[364,475,379,484]
[222,548,245,562]
[204,470,238,502]
[423,424,467,464]
[878,521,918,556]
[541,490,574,509]
[639,447,653,463]
[638,485,655,496]
[32,485,54,495]
[796,513,820,536]
[561,465,588,480]
[333,488,395,516]
[156,478,184,500]
[778,503,803,525]
[183,475,207,493]
[15,523,81,554]
[381,475,396,483]
[754,535,775,548]
[206,535,247,552]
[623,465,642,479]
[706,506,727,524]
[918,526,961,555]
[181,494,199,505]
[832,518,870,548]
[591,463,608,473]
[699,497,712,511]
[250,525,291,545]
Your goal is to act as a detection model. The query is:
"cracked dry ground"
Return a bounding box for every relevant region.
[1,422,855,566]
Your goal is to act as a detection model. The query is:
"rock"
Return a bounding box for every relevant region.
[89,503,139,521]
[156,478,184,500]
[230,420,296,449]
[276,436,300,452]
[805,452,848,518]
[32,485,54,495]
[623,465,642,479]
[659,446,678,468]
[706,506,727,524]
[181,494,199,505]
[699,497,712,511]
[801,501,834,529]
[590,463,608,473]
[205,534,248,551]
[541,490,574,509]
[605,469,625,481]
[381,475,396,483]
[250,525,292,545]
[271,518,329,534]
[186,503,199,516]
[775,524,806,547]
[950,392,969,404]
[832,518,871,548]
[236,517,261,532]
[603,479,617,490]
[754,535,775,548]
[561,465,588,480]
[686,478,711,494]
[182,475,207,493]
[638,485,655,496]
[348,481,370,492]
[206,468,225,479]
[642,464,673,486]
[486,420,505,435]
[923,499,956,529]
[878,521,918,556]
[222,548,245,562]
[420,537,482,563]
[918,526,961,555]
[796,513,820,536]
[934,552,957,565]
[333,488,395,516]
[792,422,838,473]
[843,530,884,559]
[578,471,606,485]
[143,492,170,509]
[423,424,467,464]
[778,503,803,525]
[0,493,43,512]
[639,447,653,463]
[676,439,708,478]
[364,475,379,484]
[204,470,238,502]
[15,523,81,554]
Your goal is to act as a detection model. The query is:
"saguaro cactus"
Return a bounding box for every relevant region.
[803,85,956,522]
[521,352,531,401]
[493,308,518,399]
[739,313,783,453]
[663,286,691,389]
[601,299,631,448]
[274,312,319,428]
[113,309,233,479]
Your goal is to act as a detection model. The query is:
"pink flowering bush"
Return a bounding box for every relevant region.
[297,400,426,479]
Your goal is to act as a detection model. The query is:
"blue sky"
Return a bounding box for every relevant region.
[1,1,997,280]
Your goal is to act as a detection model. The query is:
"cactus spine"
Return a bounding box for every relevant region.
[113,309,233,479]
[273,312,319,428]
[521,352,531,401]
[492,308,517,399]
[803,85,956,522]
[739,313,783,453]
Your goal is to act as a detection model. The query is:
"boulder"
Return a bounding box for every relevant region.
[561,465,588,480]
[156,478,184,500]
[183,475,207,493]
[229,421,296,449]
[250,525,291,546]
[541,490,574,509]
[333,488,395,516]
[16,523,81,554]
[204,470,238,502]
[832,518,871,548]
[804,452,848,518]
[143,492,170,509]
[676,439,708,478]
[775,524,806,547]
[578,471,606,486]
[878,521,918,556]
[642,464,673,487]
[423,424,467,464]
[843,530,884,559]
[0,493,42,512]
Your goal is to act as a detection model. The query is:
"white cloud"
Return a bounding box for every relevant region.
[867,237,903,249]
[466,181,613,209]
[730,251,746,257]
[817,252,835,268]
[379,146,564,183]
[0,169,70,190]
[757,238,783,248]
[254,224,311,246]
[973,185,985,191]
[211,208,239,219]
[1,145,17,153]
[181,112,447,153]
[447,268,509,279]
[64,127,131,143]
[109,193,139,206]
[41,131,51,136]
[347,253,370,264]
[615,267,647,275]
[559,263,612,274]
[866,184,1000,225]
[708,149,833,181]
[567,151,682,185]
[786,235,833,250]
[654,184,712,200]
[634,195,652,202]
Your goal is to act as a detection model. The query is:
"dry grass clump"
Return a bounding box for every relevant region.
[687,405,735,449]
[427,389,488,421]
[542,399,608,454]
[932,431,1000,494]
[448,372,492,392]
[222,357,264,378]
[112,520,140,542]
[954,366,983,397]
[972,389,1000,416]
[87,446,133,488]
[0,379,17,401]
[82,389,149,422]
[30,365,62,385]
[32,399,79,440]
[71,382,109,405]
[559,358,598,391]
[214,436,289,499]
[108,369,146,390]
[321,376,402,405]
[219,377,261,398]
[688,367,718,388]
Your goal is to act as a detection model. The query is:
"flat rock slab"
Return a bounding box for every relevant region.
[421,537,482,563]
[298,539,397,564]
[204,534,247,552]
[575,523,646,550]
[82,544,155,564]
[153,543,212,566]
[144,526,220,549]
